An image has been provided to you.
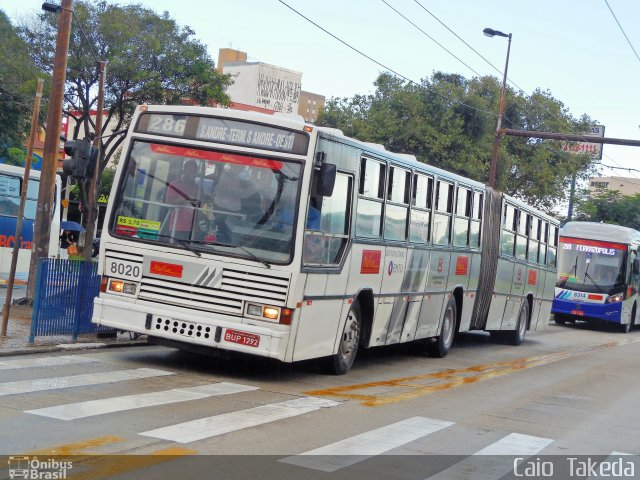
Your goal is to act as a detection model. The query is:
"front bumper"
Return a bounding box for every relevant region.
[92,296,290,361]
[551,298,623,324]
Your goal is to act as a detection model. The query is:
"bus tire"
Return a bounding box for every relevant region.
[322,304,361,375]
[505,300,529,346]
[554,315,566,325]
[426,297,457,358]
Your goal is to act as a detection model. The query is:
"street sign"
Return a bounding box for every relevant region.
[560,125,605,160]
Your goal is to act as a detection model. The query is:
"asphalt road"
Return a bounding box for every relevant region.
[1,322,639,479]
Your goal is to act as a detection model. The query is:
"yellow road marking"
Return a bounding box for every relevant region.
[23,436,196,479]
[27,435,124,456]
[305,339,640,407]
[68,447,197,480]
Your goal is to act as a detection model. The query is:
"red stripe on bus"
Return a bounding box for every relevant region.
[149,144,283,170]
[559,236,627,251]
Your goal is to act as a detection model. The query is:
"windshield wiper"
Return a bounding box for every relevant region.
[583,271,605,293]
[559,255,579,287]
[179,239,271,268]
[153,234,202,257]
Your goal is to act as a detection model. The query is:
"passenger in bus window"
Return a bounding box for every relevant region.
[164,159,199,239]
[197,195,231,244]
[306,198,321,230]
[602,268,617,285]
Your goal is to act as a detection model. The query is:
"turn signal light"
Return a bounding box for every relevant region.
[100,276,109,293]
[109,280,124,293]
[280,308,294,325]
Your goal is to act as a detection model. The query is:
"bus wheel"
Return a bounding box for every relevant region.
[554,315,566,325]
[506,300,529,346]
[426,297,457,358]
[619,321,632,334]
[322,305,361,375]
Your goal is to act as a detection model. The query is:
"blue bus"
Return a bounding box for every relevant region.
[0,164,61,283]
[553,221,640,333]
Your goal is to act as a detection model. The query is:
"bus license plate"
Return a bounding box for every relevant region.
[224,329,260,348]
[570,310,584,316]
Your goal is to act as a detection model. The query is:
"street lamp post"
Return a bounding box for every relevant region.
[483,27,512,189]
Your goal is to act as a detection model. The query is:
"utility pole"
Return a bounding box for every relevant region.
[83,61,107,261]
[26,0,73,302]
[1,79,44,336]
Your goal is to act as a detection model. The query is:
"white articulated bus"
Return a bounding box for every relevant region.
[92,105,559,374]
[553,221,640,332]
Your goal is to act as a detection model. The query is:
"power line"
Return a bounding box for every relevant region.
[276,0,497,118]
[380,0,482,77]
[408,0,640,179]
[278,0,637,184]
[603,0,640,65]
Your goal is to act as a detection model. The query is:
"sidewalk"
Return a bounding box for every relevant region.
[0,304,148,356]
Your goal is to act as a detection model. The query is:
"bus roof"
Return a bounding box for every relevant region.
[561,221,640,245]
[0,163,44,179]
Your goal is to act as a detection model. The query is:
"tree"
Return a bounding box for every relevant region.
[0,9,45,159]
[317,71,600,212]
[573,189,640,229]
[19,0,232,195]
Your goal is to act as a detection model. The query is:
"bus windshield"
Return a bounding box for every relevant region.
[109,141,302,264]
[557,237,627,293]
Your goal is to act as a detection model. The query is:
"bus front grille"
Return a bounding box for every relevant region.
[104,248,290,315]
[137,268,289,315]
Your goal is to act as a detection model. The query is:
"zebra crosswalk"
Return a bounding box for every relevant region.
[0,353,636,477]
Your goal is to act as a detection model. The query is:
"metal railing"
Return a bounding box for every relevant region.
[30,258,113,341]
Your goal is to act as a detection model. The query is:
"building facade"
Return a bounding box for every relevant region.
[588,176,640,196]
[217,48,325,121]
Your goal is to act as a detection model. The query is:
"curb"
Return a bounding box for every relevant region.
[0,340,149,357]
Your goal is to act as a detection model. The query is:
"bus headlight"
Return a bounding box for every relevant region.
[246,303,294,325]
[606,293,624,303]
[106,278,138,296]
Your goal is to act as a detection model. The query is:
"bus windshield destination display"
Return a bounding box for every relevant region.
[135,113,309,155]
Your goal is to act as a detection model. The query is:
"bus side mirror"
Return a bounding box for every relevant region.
[317,163,336,197]
[633,258,640,274]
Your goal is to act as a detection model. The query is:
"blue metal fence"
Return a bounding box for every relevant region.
[30,258,113,341]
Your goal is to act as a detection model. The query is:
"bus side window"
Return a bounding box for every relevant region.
[356,158,385,238]
[303,173,353,266]
[409,173,432,244]
[501,203,516,257]
[528,216,540,263]
[469,191,482,248]
[384,166,410,241]
[453,186,471,247]
[547,224,558,268]
[433,180,453,245]
[515,211,529,261]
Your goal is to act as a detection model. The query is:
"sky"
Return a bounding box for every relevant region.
[3,0,640,186]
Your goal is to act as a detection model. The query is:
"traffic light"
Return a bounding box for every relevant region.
[62,138,93,178]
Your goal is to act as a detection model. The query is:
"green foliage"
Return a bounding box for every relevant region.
[573,189,640,229]
[4,147,26,166]
[317,72,600,213]
[99,166,116,197]
[0,9,45,158]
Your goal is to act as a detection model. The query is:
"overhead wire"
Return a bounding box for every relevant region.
[278,0,636,186]
[406,0,639,179]
[275,0,497,119]
[603,0,640,65]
